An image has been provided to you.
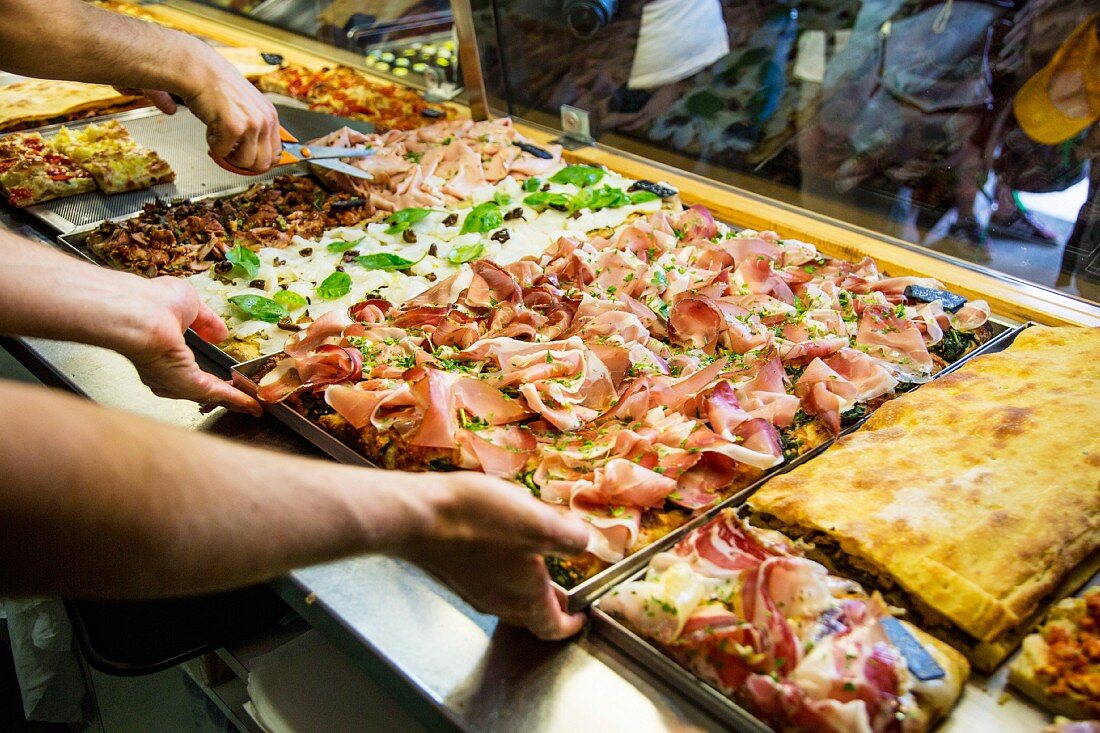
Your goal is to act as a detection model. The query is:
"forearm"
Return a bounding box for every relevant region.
[0,232,153,355]
[0,379,431,598]
[0,0,210,96]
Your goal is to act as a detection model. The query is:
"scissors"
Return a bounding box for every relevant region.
[168,94,374,179]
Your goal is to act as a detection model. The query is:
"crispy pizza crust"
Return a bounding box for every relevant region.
[749,326,1100,670]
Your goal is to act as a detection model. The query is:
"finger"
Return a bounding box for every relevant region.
[189,302,230,344]
[262,118,282,173]
[144,90,178,116]
[524,574,585,641]
[207,118,244,162]
[191,372,263,417]
[226,124,262,173]
[523,502,592,557]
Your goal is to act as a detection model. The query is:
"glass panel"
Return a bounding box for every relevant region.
[478,0,1100,304]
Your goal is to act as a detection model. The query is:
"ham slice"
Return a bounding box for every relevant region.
[283,308,354,358]
[675,204,718,240]
[951,299,990,331]
[855,304,933,374]
[795,358,860,433]
[456,425,535,477]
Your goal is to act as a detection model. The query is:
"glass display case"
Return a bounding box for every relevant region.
[191,0,459,85]
[469,0,1100,306]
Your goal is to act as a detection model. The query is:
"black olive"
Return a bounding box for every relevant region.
[491,229,510,243]
[426,273,437,282]
[515,141,553,159]
[335,264,345,272]
[428,244,438,257]
[299,247,313,256]
[541,183,550,192]
[569,211,582,219]
[342,251,359,262]
[442,213,458,226]
[273,257,286,266]
[213,260,233,274]
[628,180,678,198]
[403,229,418,243]
[504,207,524,221]
[248,279,265,289]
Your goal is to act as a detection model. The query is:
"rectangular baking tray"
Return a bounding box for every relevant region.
[589,321,1078,730]
[230,317,1025,611]
[54,192,277,372]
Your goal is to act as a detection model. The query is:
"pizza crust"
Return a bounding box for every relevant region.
[749,326,1100,669]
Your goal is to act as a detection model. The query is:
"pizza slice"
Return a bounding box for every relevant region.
[1010,586,1100,719]
[80,148,175,194]
[0,153,95,207]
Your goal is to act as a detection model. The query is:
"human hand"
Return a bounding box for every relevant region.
[174,43,282,174]
[114,275,262,415]
[399,472,591,640]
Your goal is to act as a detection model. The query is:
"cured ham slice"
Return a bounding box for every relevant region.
[951,299,990,331]
[676,204,718,240]
[736,257,796,304]
[284,308,355,358]
[455,425,535,477]
[464,260,523,309]
[795,358,860,434]
[856,304,934,375]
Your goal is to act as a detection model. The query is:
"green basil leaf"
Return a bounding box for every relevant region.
[384,207,432,235]
[522,177,541,193]
[447,241,485,264]
[317,271,352,300]
[492,191,512,207]
[356,253,422,271]
[273,290,308,309]
[225,245,260,280]
[629,190,660,204]
[571,185,630,212]
[523,191,571,211]
[326,239,361,253]
[228,294,287,323]
[549,164,604,187]
[460,202,503,235]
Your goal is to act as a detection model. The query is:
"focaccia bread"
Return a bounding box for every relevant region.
[1010,586,1100,719]
[0,79,140,131]
[749,326,1100,670]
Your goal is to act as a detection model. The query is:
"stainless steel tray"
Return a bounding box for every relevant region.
[54,196,271,372]
[229,318,1024,612]
[590,323,1047,733]
[16,107,288,233]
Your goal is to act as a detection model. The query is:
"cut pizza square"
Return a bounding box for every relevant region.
[80,148,175,194]
[0,153,95,207]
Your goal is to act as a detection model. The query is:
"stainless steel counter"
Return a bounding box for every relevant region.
[2,218,722,731]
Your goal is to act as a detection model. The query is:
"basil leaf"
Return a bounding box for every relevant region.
[228,294,287,323]
[492,191,512,207]
[225,245,260,280]
[523,191,571,211]
[571,185,630,212]
[447,241,485,264]
[549,164,604,187]
[460,202,503,235]
[384,207,432,235]
[273,290,308,309]
[326,239,361,253]
[356,253,422,271]
[629,190,660,204]
[317,271,352,300]
[522,177,541,193]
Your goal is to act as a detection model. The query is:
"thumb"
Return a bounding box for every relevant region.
[528,503,592,558]
[144,90,178,116]
[188,369,263,417]
[189,302,229,344]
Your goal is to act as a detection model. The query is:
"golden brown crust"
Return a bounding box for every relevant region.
[0,79,140,130]
[749,327,1100,663]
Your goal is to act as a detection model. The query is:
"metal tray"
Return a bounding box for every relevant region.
[54,195,271,372]
[15,107,287,233]
[230,318,1025,612]
[590,323,1049,733]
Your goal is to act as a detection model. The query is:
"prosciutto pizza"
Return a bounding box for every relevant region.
[253,202,994,587]
[601,510,969,733]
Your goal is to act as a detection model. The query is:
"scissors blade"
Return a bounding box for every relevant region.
[284,143,376,160]
[309,158,374,180]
